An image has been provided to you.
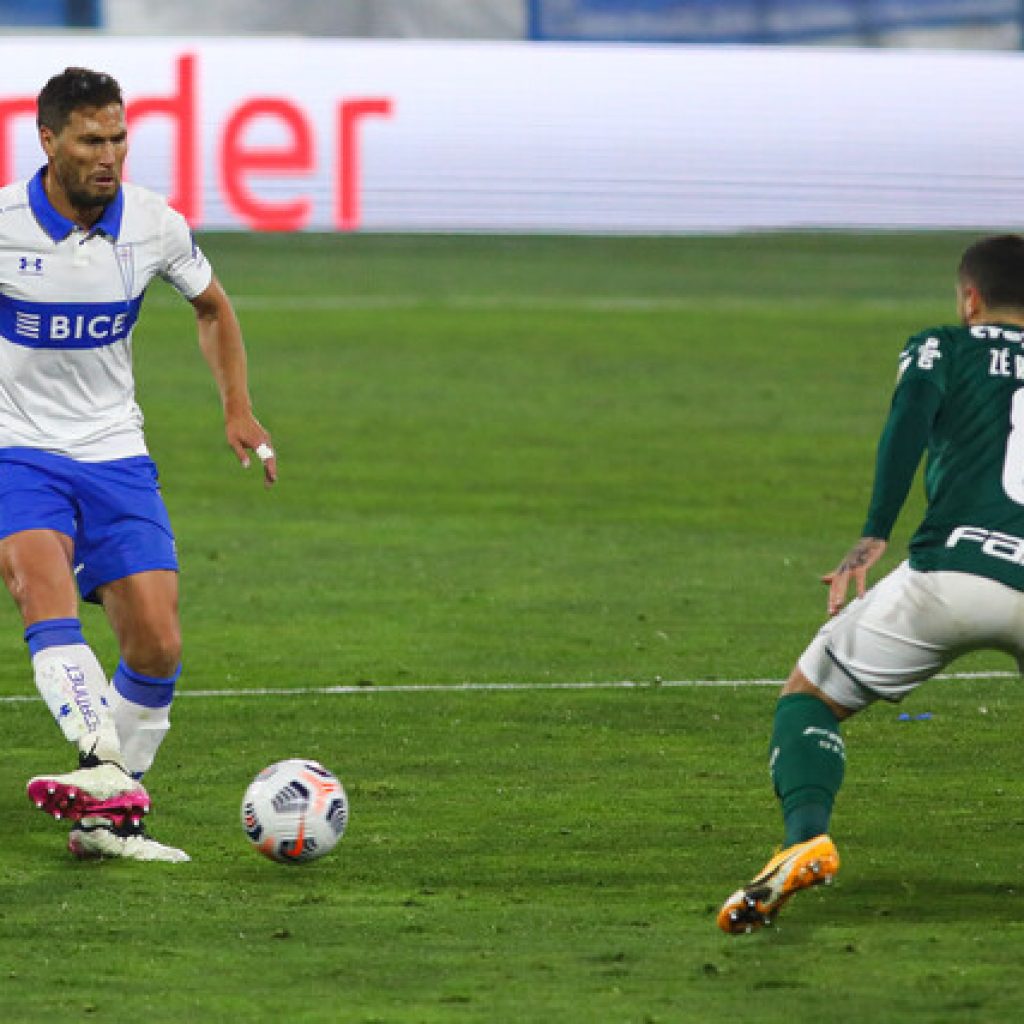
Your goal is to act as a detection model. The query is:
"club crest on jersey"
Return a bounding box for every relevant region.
[18,256,43,275]
[115,244,135,298]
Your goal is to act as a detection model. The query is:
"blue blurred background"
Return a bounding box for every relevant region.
[3,0,1020,48]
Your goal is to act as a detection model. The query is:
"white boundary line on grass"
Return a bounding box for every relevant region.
[0,669,1016,705]
[146,294,932,315]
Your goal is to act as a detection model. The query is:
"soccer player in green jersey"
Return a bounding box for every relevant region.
[718,234,1024,934]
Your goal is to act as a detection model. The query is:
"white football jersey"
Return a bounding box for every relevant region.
[0,168,212,461]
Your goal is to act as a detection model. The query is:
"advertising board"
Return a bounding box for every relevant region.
[2,38,1021,232]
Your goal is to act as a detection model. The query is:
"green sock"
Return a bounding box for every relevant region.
[770,693,846,846]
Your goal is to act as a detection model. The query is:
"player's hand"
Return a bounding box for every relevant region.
[226,413,277,487]
[820,537,887,617]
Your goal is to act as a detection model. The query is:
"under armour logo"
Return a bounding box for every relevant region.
[18,256,43,274]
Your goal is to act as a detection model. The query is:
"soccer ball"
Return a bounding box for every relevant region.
[241,758,348,864]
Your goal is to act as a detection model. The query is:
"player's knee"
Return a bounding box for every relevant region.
[1,565,73,622]
[0,534,77,620]
[782,666,855,720]
[122,622,182,678]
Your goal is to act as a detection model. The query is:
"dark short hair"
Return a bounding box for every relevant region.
[36,67,123,133]
[958,234,1024,311]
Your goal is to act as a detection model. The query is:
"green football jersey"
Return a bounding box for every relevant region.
[868,323,1024,592]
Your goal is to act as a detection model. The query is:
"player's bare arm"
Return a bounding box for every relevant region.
[820,536,887,616]
[191,276,277,486]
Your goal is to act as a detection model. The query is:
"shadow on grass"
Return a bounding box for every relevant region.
[818,875,1023,926]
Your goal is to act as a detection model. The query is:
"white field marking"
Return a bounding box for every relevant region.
[146,294,735,313]
[0,670,1016,705]
[146,293,939,315]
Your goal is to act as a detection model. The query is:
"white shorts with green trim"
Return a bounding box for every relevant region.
[797,560,1024,711]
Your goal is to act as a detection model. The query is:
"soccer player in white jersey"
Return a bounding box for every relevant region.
[718,234,1024,932]
[0,68,277,862]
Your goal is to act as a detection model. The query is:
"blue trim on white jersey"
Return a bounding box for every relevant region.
[27,167,124,242]
[1,176,209,460]
[0,292,143,349]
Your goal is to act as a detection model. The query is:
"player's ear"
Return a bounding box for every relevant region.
[38,125,57,158]
[963,284,984,321]
[957,280,982,323]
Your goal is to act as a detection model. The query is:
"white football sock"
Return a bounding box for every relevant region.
[108,692,171,778]
[32,643,123,765]
[109,661,179,778]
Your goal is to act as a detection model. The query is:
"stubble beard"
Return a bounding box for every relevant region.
[53,160,116,212]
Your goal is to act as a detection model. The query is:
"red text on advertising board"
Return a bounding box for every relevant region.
[0,53,393,232]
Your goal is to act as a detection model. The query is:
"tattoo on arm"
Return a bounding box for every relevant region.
[835,536,884,577]
[837,538,883,573]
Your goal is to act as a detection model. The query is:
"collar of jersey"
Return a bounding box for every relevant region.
[28,166,124,243]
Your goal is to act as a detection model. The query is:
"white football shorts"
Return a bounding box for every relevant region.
[797,560,1024,711]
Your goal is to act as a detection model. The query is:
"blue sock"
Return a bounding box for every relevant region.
[112,661,179,708]
[24,617,86,655]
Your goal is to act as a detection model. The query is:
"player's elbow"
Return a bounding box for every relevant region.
[190,277,234,324]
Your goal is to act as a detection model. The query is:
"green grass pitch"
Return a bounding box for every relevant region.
[1,232,1022,1022]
